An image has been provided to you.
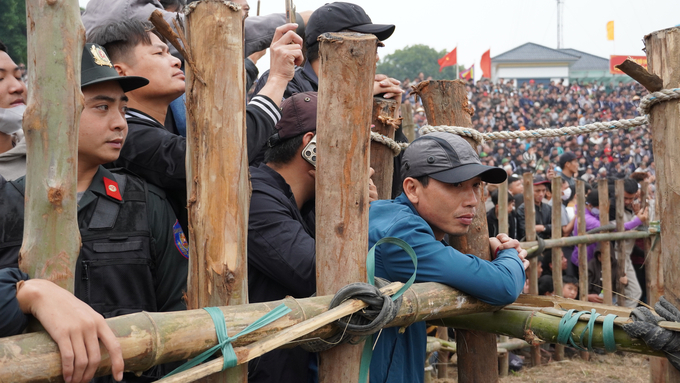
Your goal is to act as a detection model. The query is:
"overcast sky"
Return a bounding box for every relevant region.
[79,0,679,78]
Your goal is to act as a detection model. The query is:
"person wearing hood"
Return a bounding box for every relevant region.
[0,40,27,180]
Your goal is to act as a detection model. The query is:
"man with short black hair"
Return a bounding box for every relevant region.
[252,1,403,100]
[367,132,527,383]
[88,20,303,232]
[0,43,188,383]
[517,175,553,241]
[559,151,577,204]
[247,91,377,382]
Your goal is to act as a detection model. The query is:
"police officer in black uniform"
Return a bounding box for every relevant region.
[0,43,188,383]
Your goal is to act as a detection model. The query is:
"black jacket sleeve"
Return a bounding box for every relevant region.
[112,95,280,190]
[0,268,29,337]
[248,190,316,298]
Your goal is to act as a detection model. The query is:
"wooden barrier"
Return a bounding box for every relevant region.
[370,97,399,200]
[19,0,84,291]
[598,179,613,305]
[497,180,510,377]
[315,32,377,383]
[185,2,247,382]
[522,173,541,367]
[551,176,564,361]
[646,25,680,382]
[614,179,627,307]
[415,79,498,382]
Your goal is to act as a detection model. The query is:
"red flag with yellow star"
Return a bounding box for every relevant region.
[438,48,457,72]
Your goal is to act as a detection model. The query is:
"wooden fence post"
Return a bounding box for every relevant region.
[185,2,248,382]
[645,25,680,382]
[575,180,589,361]
[497,180,510,377]
[370,97,399,200]
[598,179,613,306]
[19,0,84,291]
[615,180,627,307]
[315,32,377,383]
[401,103,415,142]
[414,80,498,383]
[522,172,541,367]
[551,176,564,361]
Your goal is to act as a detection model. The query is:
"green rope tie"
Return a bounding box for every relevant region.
[165,303,292,376]
[359,237,418,383]
[557,309,618,353]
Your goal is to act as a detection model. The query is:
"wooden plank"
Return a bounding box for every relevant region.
[315,32,378,383]
[19,0,85,291]
[414,79,499,382]
[184,2,247,382]
[576,180,588,302]
[598,179,613,306]
[645,25,680,382]
[522,172,541,367]
[370,97,399,200]
[615,180,627,307]
[551,176,564,361]
[401,103,415,142]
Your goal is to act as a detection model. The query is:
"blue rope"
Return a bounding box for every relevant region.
[165,303,292,376]
[557,309,618,353]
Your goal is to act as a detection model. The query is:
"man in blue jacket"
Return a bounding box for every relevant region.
[368,132,529,383]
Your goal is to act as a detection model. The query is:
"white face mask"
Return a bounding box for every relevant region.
[561,187,572,201]
[591,207,600,216]
[0,105,26,135]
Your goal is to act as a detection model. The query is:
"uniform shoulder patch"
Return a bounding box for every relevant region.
[173,220,189,259]
[103,177,122,201]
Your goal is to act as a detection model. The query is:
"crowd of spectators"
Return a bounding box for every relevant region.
[402,77,655,187]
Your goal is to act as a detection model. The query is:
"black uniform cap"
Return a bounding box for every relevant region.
[81,43,148,92]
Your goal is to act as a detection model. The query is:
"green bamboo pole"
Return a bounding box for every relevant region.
[434,310,662,357]
[523,230,653,256]
[0,282,495,382]
[19,0,84,291]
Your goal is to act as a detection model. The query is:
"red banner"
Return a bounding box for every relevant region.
[610,55,647,74]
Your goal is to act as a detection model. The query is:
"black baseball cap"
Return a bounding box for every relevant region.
[401,132,507,184]
[268,92,317,147]
[532,175,550,185]
[305,2,395,48]
[81,43,148,92]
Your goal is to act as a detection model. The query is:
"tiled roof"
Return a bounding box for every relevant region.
[559,48,610,71]
[492,42,580,63]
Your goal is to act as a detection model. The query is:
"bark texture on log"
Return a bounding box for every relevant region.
[400,103,415,142]
[185,2,247,382]
[315,32,377,383]
[19,0,85,291]
[414,80,499,383]
[598,179,613,305]
[497,180,510,375]
[0,282,495,382]
[645,26,680,383]
[370,97,399,200]
[550,176,564,361]
[521,172,541,367]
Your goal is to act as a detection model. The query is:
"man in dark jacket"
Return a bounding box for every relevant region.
[247,92,377,382]
[487,189,519,239]
[517,175,553,241]
[251,2,403,101]
[87,20,303,232]
[0,44,188,383]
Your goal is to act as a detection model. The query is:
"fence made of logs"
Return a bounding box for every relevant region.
[3,0,680,382]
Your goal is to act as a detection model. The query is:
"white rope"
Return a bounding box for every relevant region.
[369,88,680,155]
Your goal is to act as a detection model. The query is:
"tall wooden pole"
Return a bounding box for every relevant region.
[414,80,498,383]
[185,2,248,382]
[598,179,613,305]
[645,25,680,382]
[401,103,415,142]
[315,32,377,383]
[497,180,510,377]
[522,172,541,367]
[551,176,564,361]
[370,97,399,200]
[614,180,627,307]
[575,180,589,361]
[19,0,84,291]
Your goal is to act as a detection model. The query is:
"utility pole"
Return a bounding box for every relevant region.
[556,0,564,49]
